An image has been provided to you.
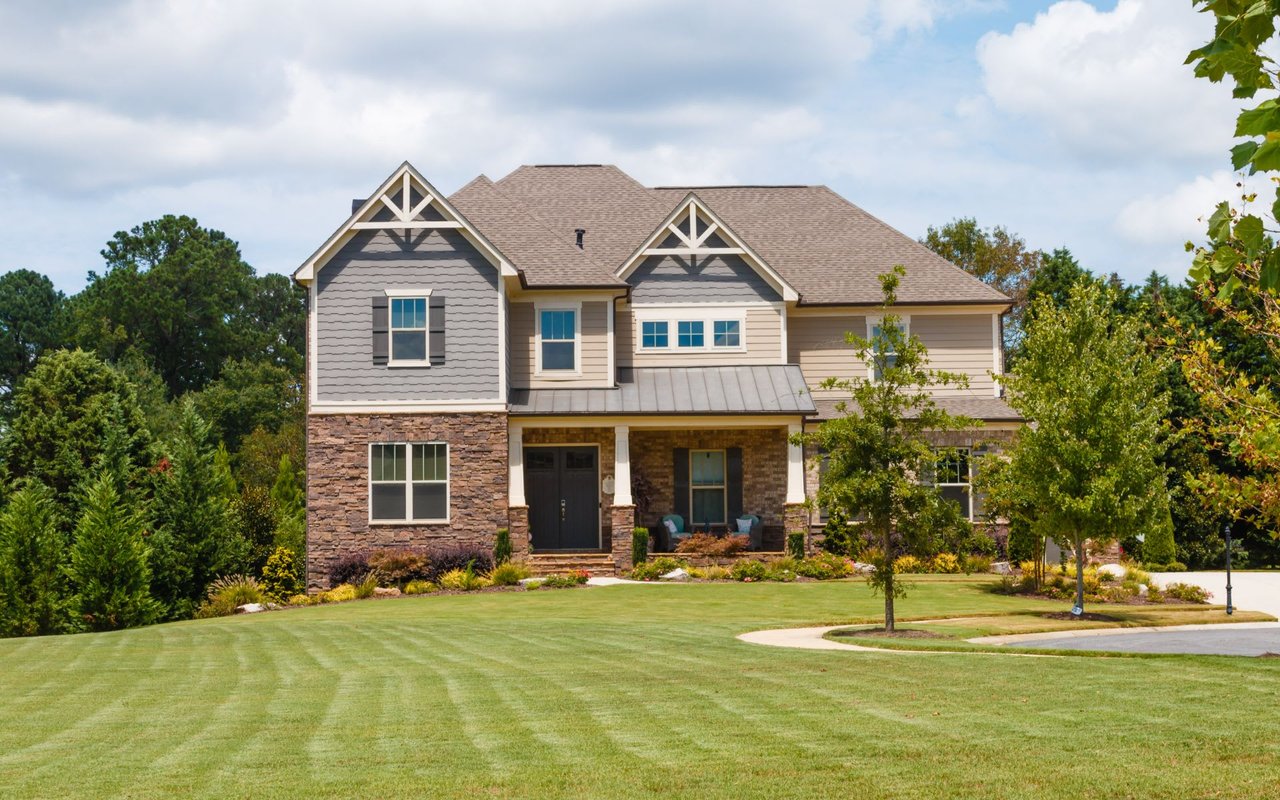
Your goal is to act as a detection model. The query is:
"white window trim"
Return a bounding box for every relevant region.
[534,302,583,378]
[387,293,433,368]
[639,319,671,350]
[634,309,747,354]
[931,446,973,521]
[368,442,450,525]
[865,314,909,383]
[690,448,728,526]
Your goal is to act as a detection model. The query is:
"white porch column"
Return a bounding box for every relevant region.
[613,425,632,506]
[508,422,525,506]
[786,422,805,504]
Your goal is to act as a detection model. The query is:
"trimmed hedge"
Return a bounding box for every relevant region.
[632,528,649,565]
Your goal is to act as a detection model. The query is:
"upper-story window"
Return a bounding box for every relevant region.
[713,320,740,348]
[390,297,428,363]
[677,320,704,348]
[869,317,908,381]
[538,307,578,372]
[641,320,668,349]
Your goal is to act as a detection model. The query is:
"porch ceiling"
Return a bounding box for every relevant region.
[509,365,817,416]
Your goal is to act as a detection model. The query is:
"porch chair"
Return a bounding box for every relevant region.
[734,514,763,551]
[661,514,691,551]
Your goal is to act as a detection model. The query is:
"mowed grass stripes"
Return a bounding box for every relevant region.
[1,578,1278,799]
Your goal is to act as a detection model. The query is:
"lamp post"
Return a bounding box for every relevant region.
[1224,522,1234,617]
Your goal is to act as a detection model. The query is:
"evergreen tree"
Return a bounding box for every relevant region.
[70,470,159,632]
[148,399,245,619]
[0,480,71,636]
[270,453,304,519]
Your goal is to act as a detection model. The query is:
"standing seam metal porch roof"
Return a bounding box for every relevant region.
[509,365,817,416]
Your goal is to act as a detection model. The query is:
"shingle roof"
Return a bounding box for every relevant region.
[509,365,816,416]
[479,165,1009,306]
[811,395,1022,422]
[448,175,625,288]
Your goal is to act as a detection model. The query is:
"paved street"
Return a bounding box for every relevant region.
[1016,625,1280,656]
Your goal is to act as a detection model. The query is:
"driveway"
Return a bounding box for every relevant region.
[1150,570,1280,618]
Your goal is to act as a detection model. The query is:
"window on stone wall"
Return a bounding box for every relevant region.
[370,442,449,522]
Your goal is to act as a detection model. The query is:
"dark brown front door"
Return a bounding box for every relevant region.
[525,446,599,550]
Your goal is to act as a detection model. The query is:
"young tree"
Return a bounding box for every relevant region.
[997,281,1169,614]
[795,266,976,631]
[270,453,305,519]
[69,470,159,632]
[0,480,70,636]
[148,399,245,619]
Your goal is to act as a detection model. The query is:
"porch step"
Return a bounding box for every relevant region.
[527,553,617,577]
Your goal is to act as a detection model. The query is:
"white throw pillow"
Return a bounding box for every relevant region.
[664,519,678,535]
[737,517,753,534]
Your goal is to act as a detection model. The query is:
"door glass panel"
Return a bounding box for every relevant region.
[525,450,556,470]
[564,450,596,470]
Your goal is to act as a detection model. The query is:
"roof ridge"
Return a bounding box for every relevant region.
[478,176,619,275]
[651,184,816,190]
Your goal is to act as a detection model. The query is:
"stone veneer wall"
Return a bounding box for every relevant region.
[630,427,789,549]
[306,412,508,589]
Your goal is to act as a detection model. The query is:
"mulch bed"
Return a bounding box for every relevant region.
[1040,611,1123,622]
[831,628,947,639]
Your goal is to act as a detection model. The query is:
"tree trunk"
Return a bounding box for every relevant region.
[883,521,895,632]
[1073,532,1086,615]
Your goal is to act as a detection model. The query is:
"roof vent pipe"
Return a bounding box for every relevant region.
[575,228,585,249]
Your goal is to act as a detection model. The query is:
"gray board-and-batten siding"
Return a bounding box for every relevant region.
[315,229,500,403]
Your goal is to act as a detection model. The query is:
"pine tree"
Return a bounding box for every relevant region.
[70,471,159,631]
[148,399,245,619]
[0,480,71,636]
[270,453,304,519]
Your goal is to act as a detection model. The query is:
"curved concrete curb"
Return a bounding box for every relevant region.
[736,623,1055,657]
[971,620,1280,646]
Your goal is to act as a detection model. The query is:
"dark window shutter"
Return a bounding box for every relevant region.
[726,447,743,520]
[371,295,389,365]
[429,295,446,365]
[673,448,689,523]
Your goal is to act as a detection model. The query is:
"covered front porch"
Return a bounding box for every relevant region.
[507,417,811,571]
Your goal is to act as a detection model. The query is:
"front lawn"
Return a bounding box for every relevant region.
[1,577,1277,799]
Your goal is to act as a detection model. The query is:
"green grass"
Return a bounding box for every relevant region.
[2,576,1279,799]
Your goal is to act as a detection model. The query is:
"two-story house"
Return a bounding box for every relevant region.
[294,162,1019,587]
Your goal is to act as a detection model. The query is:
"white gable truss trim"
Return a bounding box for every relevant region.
[293,161,518,284]
[617,192,799,302]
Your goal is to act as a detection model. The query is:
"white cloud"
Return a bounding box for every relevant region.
[1116,170,1272,246]
[977,0,1236,162]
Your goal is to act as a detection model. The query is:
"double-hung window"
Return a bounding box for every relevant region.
[370,442,449,522]
[870,320,905,381]
[677,320,704,348]
[713,320,740,348]
[690,449,726,525]
[641,320,668,349]
[390,297,428,363]
[539,308,577,371]
[931,447,972,520]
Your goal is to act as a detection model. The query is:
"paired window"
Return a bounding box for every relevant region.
[390,297,428,363]
[690,449,726,525]
[931,447,972,520]
[539,308,577,372]
[370,442,449,522]
[639,316,744,350]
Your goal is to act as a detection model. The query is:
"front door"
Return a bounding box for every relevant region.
[524,446,600,551]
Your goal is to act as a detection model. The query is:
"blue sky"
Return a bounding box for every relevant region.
[0,1,1248,292]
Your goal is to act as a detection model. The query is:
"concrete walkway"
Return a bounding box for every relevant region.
[1150,571,1280,618]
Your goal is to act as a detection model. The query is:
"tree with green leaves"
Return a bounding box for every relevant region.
[794,266,977,631]
[0,480,70,637]
[921,218,1040,358]
[69,470,159,632]
[0,269,67,405]
[2,349,152,522]
[147,399,245,619]
[996,281,1169,614]
[1178,2,1280,535]
[191,358,302,453]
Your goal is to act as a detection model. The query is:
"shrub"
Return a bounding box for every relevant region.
[893,554,924,574]
[439,566,490,591]
[795,552,853,580]
[329,552,370,587]
[929,553,962,574]
[632,528,649,565]
[539,570,589,589]
[403,580,437,595]
[195,575,265,618]
[967,532,998,557]
[787,532,806,559]
[428,545,493,582]
[489,561,532,587]
[765,564,797,582]
[1163,582,1210,603]
[962,555,994,574]
[493,528,512,566]
[629,556,686,581]
[354,573,378,599]
[318,584,356,604]
[260,547,303,602]
[730,560,768,582]
[675,533,750,557]
[702,565,731,580]
[287,593,311,606]
[367,548,431,587]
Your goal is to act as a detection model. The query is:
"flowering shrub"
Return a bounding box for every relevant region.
[730,560,768,582]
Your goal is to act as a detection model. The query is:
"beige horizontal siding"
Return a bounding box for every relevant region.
[788,314,868,395]
[617,305,783,367]
[510,301,611,388]
[911,314,997,397]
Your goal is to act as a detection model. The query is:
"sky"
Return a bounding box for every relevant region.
[0,0,1254,293]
